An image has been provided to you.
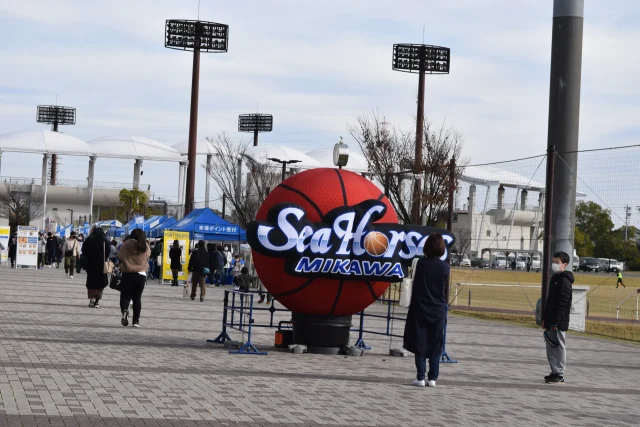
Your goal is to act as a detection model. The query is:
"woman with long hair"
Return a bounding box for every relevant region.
[81,227,110,308]
[403,234,450,388]
[117,228,150,327]
[169,239,183,286]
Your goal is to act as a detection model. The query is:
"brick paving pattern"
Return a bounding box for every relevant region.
[0,266,638,426]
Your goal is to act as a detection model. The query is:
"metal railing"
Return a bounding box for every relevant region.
[0,176,149,190]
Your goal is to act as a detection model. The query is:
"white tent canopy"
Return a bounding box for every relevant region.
[87,136,183,162]
[244,144,322,169]
[461,165,544,191]
[0,130,92,156]
[305,149,370,173]
[171,139,215,156]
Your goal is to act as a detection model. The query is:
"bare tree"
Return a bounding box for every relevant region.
[0,184,44,229]
[206,133,282,229]
[349,112,466,226]
[452,228,472,256]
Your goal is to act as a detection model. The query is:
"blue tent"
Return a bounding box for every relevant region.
[114,216,145,238]
[142,215,166,231]
[148,216,177,238]
[167,208,246,241]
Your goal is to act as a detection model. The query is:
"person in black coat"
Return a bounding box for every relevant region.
[8,233,17,268]
[81,227,110,308]
[206,243,217,285]
[187,240,210,301]
[542,251,574,384]
[403,234,449,388]
[169,239,183,287]
[45,232,58,268]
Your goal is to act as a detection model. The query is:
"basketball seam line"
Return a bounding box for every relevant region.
[329,280,344,315]
[365,281,379,301]
[279,184,324,218]
[271,278,315,298]
[333,169,348,207]
[376,193,385,202]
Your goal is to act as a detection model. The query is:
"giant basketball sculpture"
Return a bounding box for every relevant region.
[247,168,454,353]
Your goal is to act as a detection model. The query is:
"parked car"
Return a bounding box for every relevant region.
[460,256,471,267]
[491,254,507,269]
[515,256,527,270]
[579,257,599,273]
[471,258,490,269]
[597,258,621,273]
[531,255,541,272]
[572,255,579,272]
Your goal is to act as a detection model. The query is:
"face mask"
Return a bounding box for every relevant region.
[224,247,228,251]
[551,263,562,273]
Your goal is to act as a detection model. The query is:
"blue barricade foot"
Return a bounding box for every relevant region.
[229,341,268,355]
[354,338,372,350]
[209,331,232,344]
[441,351,458,363]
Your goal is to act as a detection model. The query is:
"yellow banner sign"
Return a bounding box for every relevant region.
[162,231,190,281]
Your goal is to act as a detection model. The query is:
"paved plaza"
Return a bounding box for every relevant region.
[0,266,638,426]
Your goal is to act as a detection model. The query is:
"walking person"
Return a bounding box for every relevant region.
[223,246,232,282]
[109,240,119,264]
[542,251,574,384]
[231,254,244,279]
[61,231,80,279]
[46,232,57,268]
[118,229,150,327]
[37,232,46,269]
[188,240,210,301]
[76,234,85,275]
[403,234,449,388]
[616,271,625,288]
[206,243,217,285]
[81,227,110,308]
[214,246,225,286]
[169,239,182,287]
[8,233,17,268]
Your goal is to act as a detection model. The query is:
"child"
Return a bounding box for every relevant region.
[234,266,253,292]
[542,251,573,384]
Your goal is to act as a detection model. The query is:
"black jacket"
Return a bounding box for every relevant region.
[169,246,182,271]
[188,247,210,273]
[207,244,217,269]
[403,257,449,357]
[8,238,17,257]
[46,236,57,253]
[234,273,253,291]
[543,271,574,331]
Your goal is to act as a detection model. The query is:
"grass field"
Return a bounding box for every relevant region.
[449,268,640,320]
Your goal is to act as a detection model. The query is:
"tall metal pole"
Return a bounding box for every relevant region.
[547,0,584,269]
[542,145,556,312]
[281,162,286,182]
[447,157,456,232]
[51,122,58,185]
[222,193,226,219]
[411,46,426,225]
[185,45,201,215]
[205,154,212,208]
[88,156,96,225]
[42,154,49,230]
[253,129,259,147]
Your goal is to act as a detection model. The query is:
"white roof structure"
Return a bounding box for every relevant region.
[87,136,183,162]
[244,144,322,169]
[0,130,92,156]
[171,140,215,156]
[461,165,545,191]
[305,149,370,173]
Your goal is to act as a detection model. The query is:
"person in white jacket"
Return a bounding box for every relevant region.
[224,246,232,283]
[61,232,80,279]
[38,233,47,269]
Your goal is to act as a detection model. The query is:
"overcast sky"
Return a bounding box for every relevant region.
[1,0,638,212]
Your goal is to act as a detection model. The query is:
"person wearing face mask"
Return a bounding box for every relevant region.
[542,251,574,384]
[223,246,232,283]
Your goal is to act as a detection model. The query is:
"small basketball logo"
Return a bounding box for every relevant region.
[364,231,389,257]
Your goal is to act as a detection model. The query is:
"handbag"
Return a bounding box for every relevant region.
[109,267,122,291]
[399,259,418,308]
[103,242,114,275]
[203,267,211,275]
[65,241,76,257]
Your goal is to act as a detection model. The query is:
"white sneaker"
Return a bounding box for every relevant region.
[428,380,436,388]
[69,275,73,279]
[412,379,426,387]
[48,265,52,268]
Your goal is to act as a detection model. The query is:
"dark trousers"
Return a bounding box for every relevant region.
[415,354,440,382]
[10,256,16,268]
[172,269,179,286]
[120,273,146,323]
[47,250,56,265]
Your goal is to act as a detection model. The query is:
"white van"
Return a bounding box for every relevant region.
[531,255,541,272]
[491,254,507,269]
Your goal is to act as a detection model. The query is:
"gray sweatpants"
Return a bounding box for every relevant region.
[546,329,567,375]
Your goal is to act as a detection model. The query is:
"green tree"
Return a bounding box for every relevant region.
[119,189,148,217]
[575,201,614,254]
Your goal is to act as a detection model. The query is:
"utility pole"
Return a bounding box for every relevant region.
[625,205,632,241]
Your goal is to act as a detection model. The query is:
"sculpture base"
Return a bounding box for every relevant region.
[292,312,352,354]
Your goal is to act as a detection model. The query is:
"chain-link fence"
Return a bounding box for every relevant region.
[448,144,640,342]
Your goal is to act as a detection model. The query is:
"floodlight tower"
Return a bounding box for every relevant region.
[392,44,450,224]
[165,19,229,215]
[238,113,273,146]
[36,105,76,185]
